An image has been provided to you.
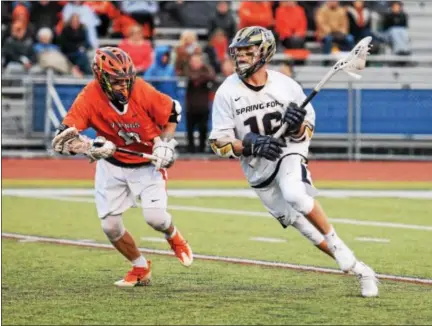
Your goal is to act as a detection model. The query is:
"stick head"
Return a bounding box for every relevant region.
[334,36,372,79]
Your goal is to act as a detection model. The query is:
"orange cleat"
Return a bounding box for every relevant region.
[114,261,152,287]
[167,230,193,267]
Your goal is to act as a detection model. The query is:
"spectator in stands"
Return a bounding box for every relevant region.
[383,1,411,55]
[33,27,82,77]
[119,25,153,74]
[203,28,228,74]
[1,20,34,73]
[62,1,100,49]
[84,1,120,37]
[298,1,320,31]
[58,14,92,75]
[220,58,234,77]
[30,1,62,37]
[207,1,236,41]
[347,1,373,42]
[160,1,218,28]
[275,1,307,50]
[175,30,202,76]
[238,1,274,30]
[120,1,158,40]
[144,45,178,99]
[185,53,215,153]
[347,0,384,55]
[10,3,35,39]
[315,1,355,54]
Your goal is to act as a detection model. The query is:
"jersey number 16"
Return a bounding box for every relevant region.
[243,112,282,136]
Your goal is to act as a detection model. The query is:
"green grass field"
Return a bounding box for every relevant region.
[2,181,432,325]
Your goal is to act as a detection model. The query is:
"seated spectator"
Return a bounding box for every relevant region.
[275,1,307,50]
[315,1,355,54]
[33,27,82,77]
[144,45,178,99]
[7,3,35,39]
[160,1,218,28]
[298,1,320,31]
[120,1,158,40]
[58,14,92,75]
[347,0,383,54]
[119,25,153,74]
[203,28,228,74]
[175,30,202,76]
[208,1,236,41]
[30,1,61,37]
[185,53,216,153]
[347,0,373,42]
[1,20,34,73]
[238,1,274,30]
[62,1,100,49]
[383,1,411,55]
[84,1,120,37]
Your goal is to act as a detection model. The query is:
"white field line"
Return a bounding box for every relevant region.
[250,237,287,243]
[3,232,432,286]
[355,237,391,243]
[6,193,432,232]
[141,237,166,243]
[3,188,432,199]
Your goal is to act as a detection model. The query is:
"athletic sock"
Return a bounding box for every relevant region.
[132,255,148,268]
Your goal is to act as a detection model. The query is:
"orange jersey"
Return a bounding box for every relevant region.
[63,77,173,164]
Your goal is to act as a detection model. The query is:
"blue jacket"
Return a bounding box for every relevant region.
[144,46,178,99]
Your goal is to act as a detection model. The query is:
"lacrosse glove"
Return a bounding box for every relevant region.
[283,102,307,135]
[242,132,286,162]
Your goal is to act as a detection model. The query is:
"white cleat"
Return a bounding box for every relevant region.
[330,243,357,272]
[353,261,379,297]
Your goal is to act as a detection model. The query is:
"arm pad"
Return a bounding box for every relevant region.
[209,139,240,159]
[168,100,182,123]
[289,122,314,143]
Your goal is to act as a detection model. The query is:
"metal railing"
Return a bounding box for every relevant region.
[2,71,432,161]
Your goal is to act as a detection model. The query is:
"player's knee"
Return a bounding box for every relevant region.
[281,183,314,215]
[142,207,172,231]
[292,215,324,245]
[101,214,125,242]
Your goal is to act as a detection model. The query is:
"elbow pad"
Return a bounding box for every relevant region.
[168,100,182,123]
[209,140,240,159]
[290,122,314,143]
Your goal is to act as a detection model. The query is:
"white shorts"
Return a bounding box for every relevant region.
[94,160,168,219]
[253,154,318,227]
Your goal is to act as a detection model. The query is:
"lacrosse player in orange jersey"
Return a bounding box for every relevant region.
[52,47,193,287]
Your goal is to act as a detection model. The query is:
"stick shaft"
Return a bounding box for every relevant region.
[116,147,158,161]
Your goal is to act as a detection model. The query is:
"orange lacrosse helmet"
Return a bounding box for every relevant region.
[92,47,136,105]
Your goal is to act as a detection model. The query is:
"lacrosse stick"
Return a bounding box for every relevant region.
[249,36,372,168]
[116,147,159,161]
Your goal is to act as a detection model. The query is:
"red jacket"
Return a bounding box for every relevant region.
[119,39,153,72]
[275,5,307,39]
[238,1,274,29]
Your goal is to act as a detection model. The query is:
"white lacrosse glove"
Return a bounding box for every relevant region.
[87,136,116,162]
[152,138,178,170]
[52,127,80,155]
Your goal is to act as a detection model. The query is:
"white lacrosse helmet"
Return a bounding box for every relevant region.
[229,26,276,79]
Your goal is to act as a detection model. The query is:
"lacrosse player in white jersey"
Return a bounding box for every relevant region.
[209,26,378,297]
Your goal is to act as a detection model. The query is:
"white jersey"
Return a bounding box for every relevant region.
[209,70,315,187]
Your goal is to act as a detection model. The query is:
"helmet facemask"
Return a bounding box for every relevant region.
[229,26,276,79]
[102,74,135,105]
[92,47,137,106]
